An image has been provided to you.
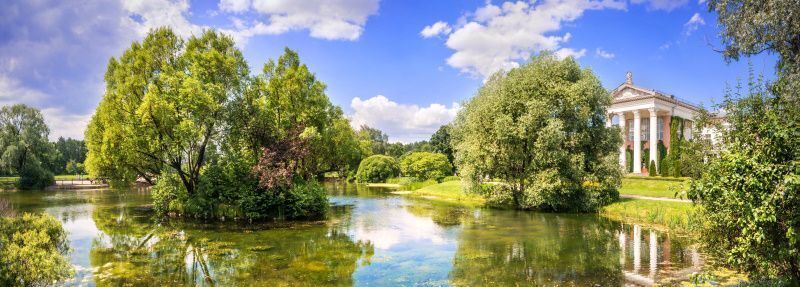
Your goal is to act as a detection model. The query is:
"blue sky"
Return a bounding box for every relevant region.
[0,0,777,142]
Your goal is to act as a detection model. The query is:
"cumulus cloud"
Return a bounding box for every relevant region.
[349,95,460,143]
[426,0,626,78]
[420,21,452,38]
[0,0,140,140]
[630,0,689,11]
[220,0,251,13]
[683,12,705,36]
[41,108,93,140]
[0,75,47,106]
[122,0,206,38]
[554,47,587,59]
[0,0,384,140]
[595,47,615,59]
[226,0,380,41]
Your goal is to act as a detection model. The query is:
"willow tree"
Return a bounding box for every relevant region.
[85,27,249,193]
[0,104,56,189]
[452,53,621,212]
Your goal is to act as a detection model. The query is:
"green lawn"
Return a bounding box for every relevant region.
[0,174,85,182]
[619,176,689,199]
[600,198,700,233]
[409,180,485,207]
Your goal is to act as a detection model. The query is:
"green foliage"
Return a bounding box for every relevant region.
[648,160,656,176]
[357,125,389,156]
[0,213,73,286]
[86,28,249,190]
[430,125,455,170]
[65,160,85,175]
[668,116,684,177]
[657,140,668,176]
[355,155,399,183]
[708,0,800,102]
[626,147,633,173]
[688,76,800,280]
[452,53,621,212]
[399,152,452,181]
[0,104,56,189]
[88,29,354,221]
[50,137,86,175]
[17,164,54,190]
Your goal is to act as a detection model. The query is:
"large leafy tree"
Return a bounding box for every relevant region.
[233,48,362,179]
[689,76,800,280]
[357,125,389,155]
[709,0,800,100]
[429,125,455,170]
[0,104,56,189]
[687,0,800,281]
[51,137,86,175]
[452,53,621,212]
[85,28,249,192]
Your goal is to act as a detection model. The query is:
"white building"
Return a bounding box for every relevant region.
[606,72,702,175]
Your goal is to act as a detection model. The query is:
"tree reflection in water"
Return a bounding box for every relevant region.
[88,201,374,286]
[449,211,625,286]
[448,210,703,286]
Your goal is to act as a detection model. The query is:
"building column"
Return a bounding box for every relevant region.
[649,108,658,175]
[633,110,642,173]
[617,112,626,170]
[605,113,612,127]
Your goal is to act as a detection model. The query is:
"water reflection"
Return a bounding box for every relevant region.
[0,184,708,286]
[87,195,374,286]
[617,224,703,286]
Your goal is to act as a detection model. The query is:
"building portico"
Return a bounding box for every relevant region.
[607,72,699,175]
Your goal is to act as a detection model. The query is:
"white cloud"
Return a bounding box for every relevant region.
[428,0,626,78]
[122,0,206,38]
[554,47,587,59]
[595,47,615,59]
[226,0,380,41]
[0,74,47,106]
[683,12,705,36]
[349,95,460,143]
[41,108,93,140]
[420,21,452,38]
[698,0,707,4]
[219,0,251,13]
[630,0,689,11]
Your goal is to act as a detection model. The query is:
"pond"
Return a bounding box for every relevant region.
[1,183,705,286]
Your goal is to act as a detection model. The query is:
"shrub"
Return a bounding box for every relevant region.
[0,213,73,286]
[648,160,657,176]
[17,163,54,190]
[355,155,399,183]
[153,155,328,221]
[399,152,452,181]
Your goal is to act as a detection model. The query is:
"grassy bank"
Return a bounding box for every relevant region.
[406,180,485,207]
[600,198,699,233]
[619,176,688,198]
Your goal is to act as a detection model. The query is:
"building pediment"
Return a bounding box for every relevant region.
[612,85,655,101]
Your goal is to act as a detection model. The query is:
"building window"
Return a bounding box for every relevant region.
[627,119,634,141]
[641,118,649,140]
[657,117,664,140]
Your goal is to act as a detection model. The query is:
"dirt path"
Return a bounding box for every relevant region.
[620,194,691,203]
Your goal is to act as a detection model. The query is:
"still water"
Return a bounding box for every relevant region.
[1,183,704,286]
